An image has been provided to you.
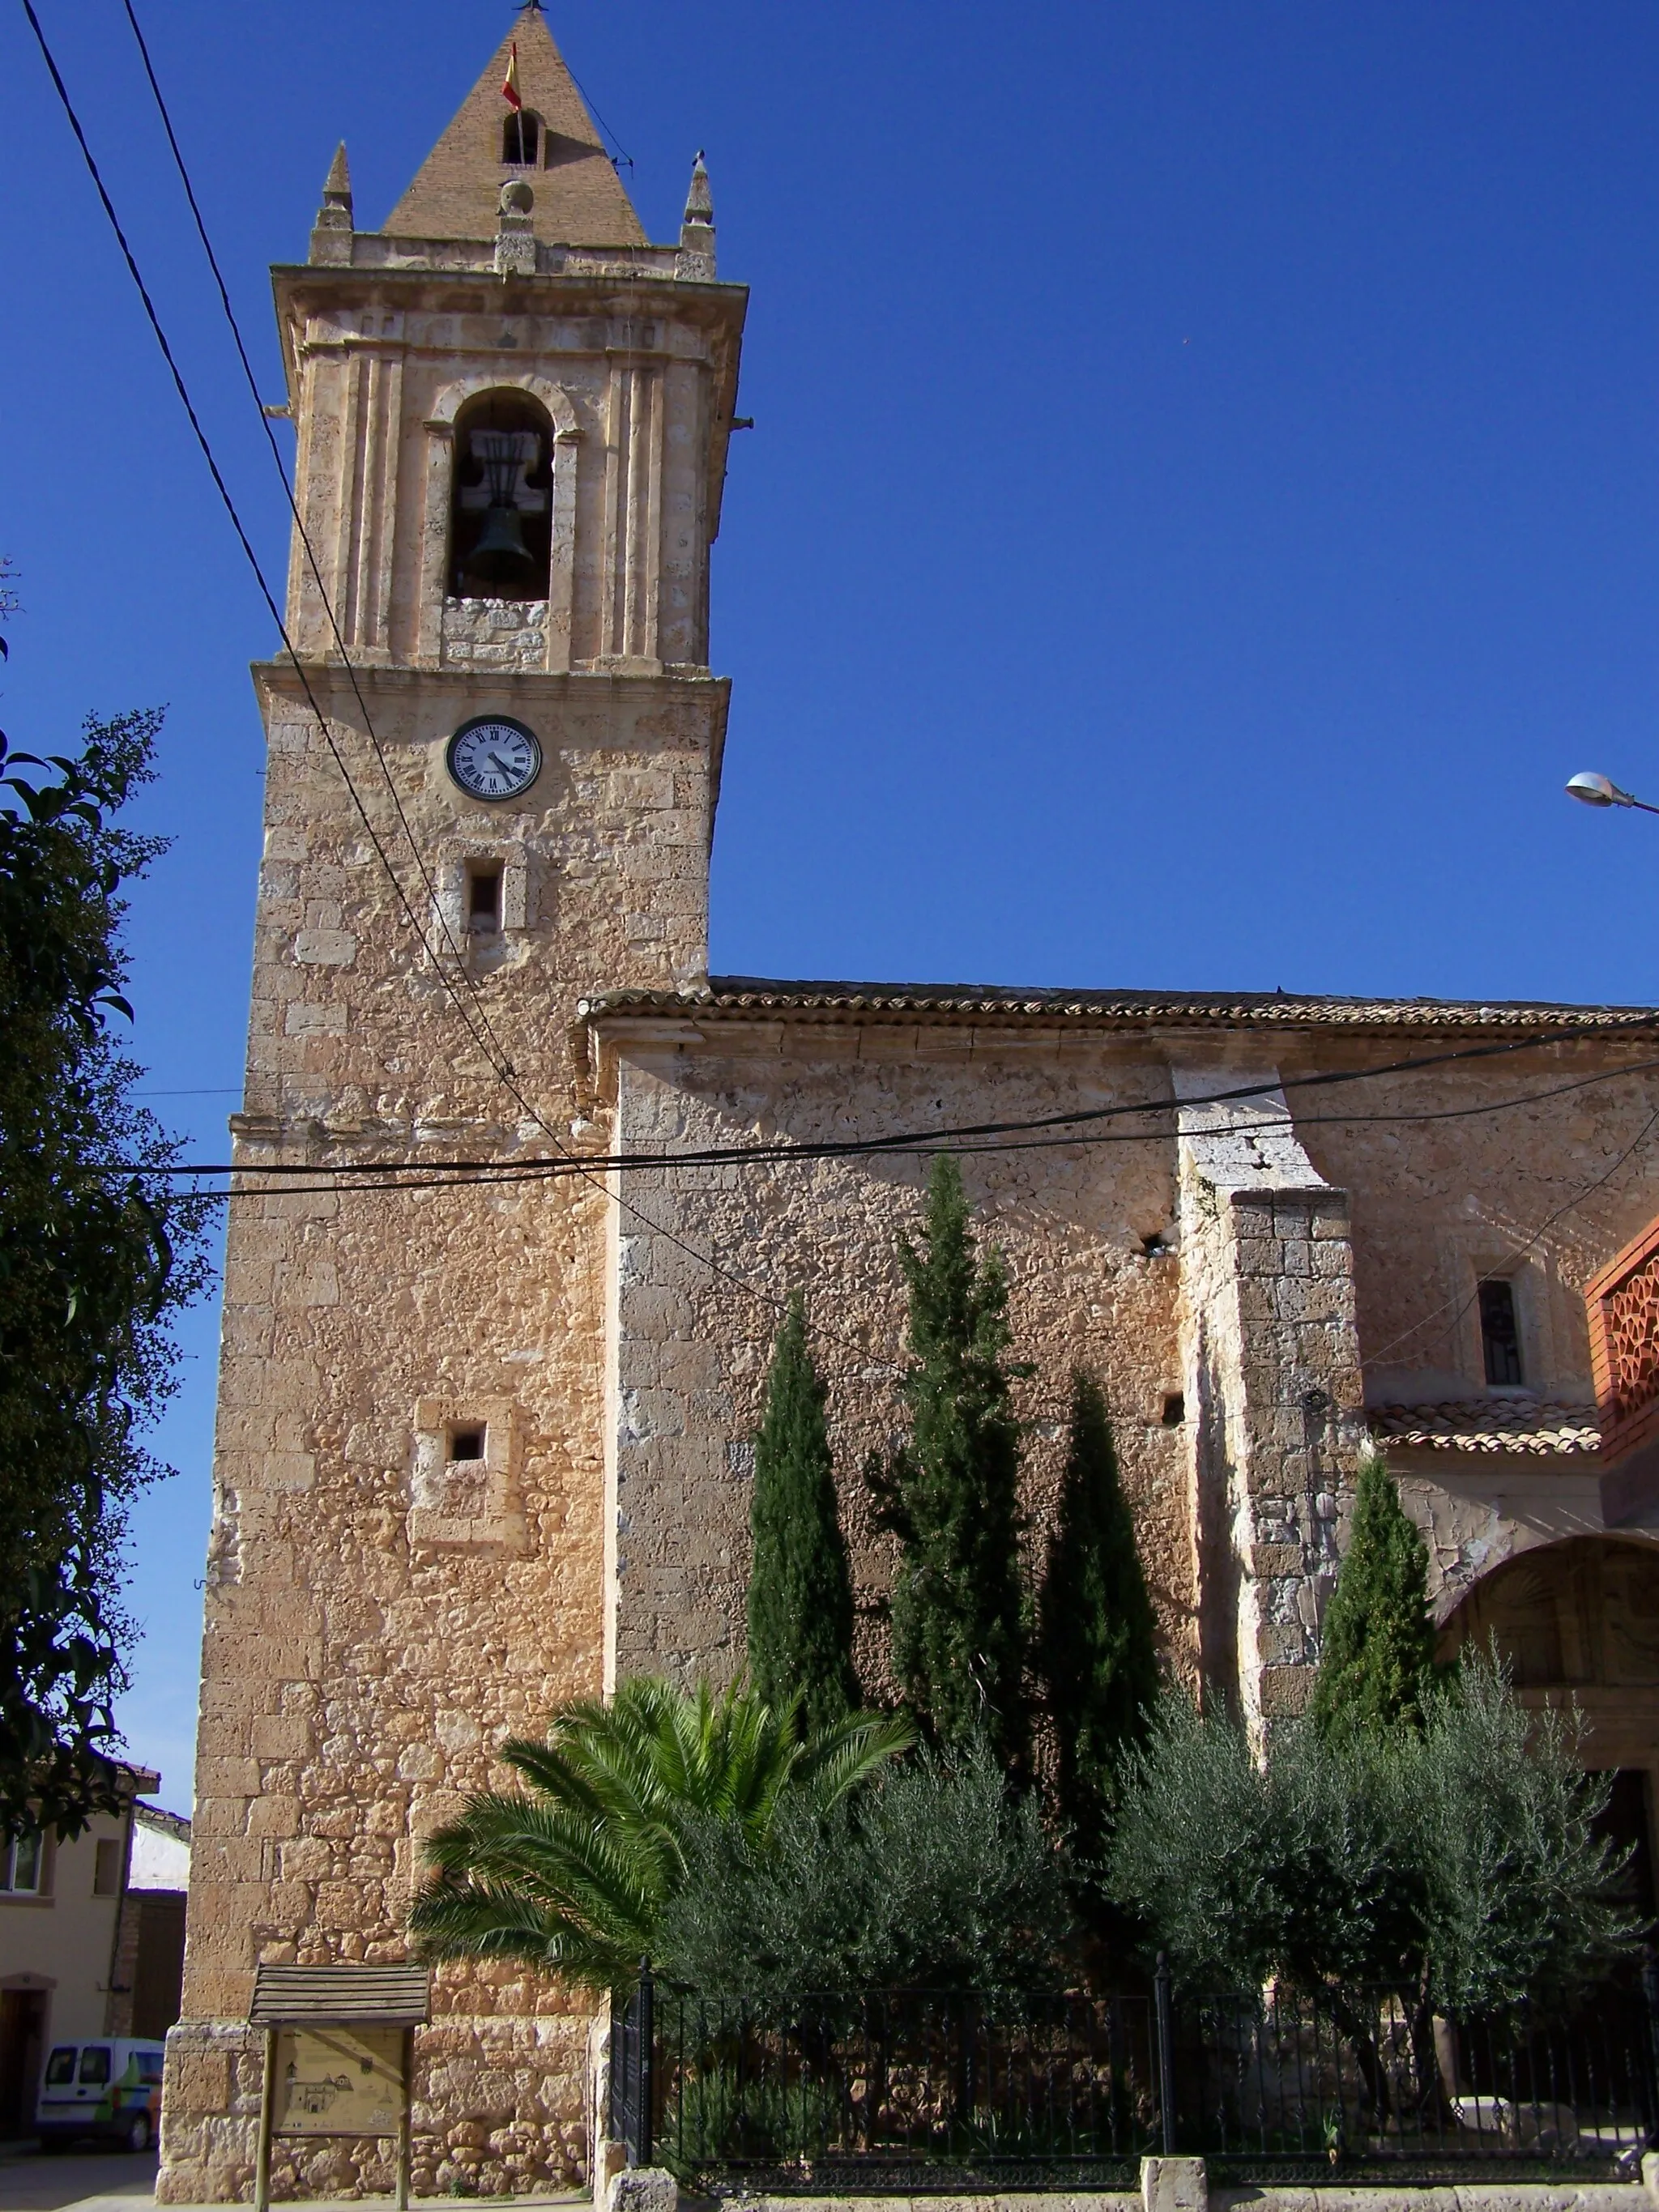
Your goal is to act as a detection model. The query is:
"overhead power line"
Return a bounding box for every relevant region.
[114,0,517,1080]
[75,1052,1659,1191]
[25,0,800,1330]
[18,2,514,1106]
[33,2,1659,1350]
[1363,1102,1659,1371]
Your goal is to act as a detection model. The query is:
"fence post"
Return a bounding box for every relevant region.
[1154,1952,1176,2154]
[638,1957,655,2167]
[1641,1954,1659,2136]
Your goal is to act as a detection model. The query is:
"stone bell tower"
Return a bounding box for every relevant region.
[160,13,745,2199]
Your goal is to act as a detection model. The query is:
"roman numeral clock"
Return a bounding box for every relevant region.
[446,715,543,803]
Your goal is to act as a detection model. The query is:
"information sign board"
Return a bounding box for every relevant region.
[275,2026,405,2138]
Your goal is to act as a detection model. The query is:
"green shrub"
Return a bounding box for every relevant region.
[1310,1457,1444,1742]
[659,1738,1076,2001]
[1036,1370,1158,1843]
[408,1675,910,1991]
[865,1157,1032,1771]
[658,2061,843,2176]
[1109,1657,1639,2014]
[747,1294,860,1733]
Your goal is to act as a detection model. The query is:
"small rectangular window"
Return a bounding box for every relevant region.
[467,863,503,932]
[449,1426,486,1464]
[92,1839,122,1896]
[44,2048,75,2088]
[6,1832,41,1894]
[1479,1277,1525,1387]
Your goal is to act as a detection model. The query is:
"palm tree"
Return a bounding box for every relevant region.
[408,1674,912,1991]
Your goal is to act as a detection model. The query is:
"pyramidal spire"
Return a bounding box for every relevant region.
[382,13,644,248]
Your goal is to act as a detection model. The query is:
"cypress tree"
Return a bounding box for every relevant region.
[1037,1370,1159,1842]
[867,1155,1031,1772]
[746,1294,859,1732]
[1310,1455,1444,1741]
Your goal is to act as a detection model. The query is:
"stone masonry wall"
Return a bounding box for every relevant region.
[602,1028,1196,1700]
[160,659,725,2204]
[440,596,549,671]
[598,1018,1659,1736]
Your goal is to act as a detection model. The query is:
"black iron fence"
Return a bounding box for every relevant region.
[608,1963,1659,2191]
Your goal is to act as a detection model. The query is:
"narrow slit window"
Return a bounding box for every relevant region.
[1162,1392,1185,1428]
[467,863,504,932]
[1479,1277,1525,1387]
[449,1426,486,1464]
[92,1839,122,1896]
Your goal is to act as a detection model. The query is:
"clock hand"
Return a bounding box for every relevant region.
[488,752,514,775]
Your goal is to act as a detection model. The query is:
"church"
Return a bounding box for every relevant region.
[160,12,1659,2198]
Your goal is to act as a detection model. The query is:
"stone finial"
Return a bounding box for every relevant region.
[309,142,354,265]
[495,177,538,278]
[676,150,716,280]
[318,142,352,229]
[683,151,714,232]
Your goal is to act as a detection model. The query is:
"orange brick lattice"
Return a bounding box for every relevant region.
[1586,1213,1659,1464]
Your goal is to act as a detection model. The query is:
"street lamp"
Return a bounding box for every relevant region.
[1565,771,1659,816]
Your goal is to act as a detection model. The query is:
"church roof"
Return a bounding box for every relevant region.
[382,11,646,248]
[583,978,1659,1036]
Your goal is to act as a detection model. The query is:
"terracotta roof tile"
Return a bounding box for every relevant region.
[1368,1400,1601,1455]
[581,977,1659,1036]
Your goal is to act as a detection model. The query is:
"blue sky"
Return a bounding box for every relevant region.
[4,1,1659,1805]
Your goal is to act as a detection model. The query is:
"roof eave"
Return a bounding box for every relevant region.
[579,981,1659,1041]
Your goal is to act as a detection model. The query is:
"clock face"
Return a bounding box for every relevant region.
[446,717,542,803]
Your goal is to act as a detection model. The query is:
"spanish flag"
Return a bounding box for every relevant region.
[502,41,523,111]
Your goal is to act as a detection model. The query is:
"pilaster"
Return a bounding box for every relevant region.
[1175,1065,1367,1741]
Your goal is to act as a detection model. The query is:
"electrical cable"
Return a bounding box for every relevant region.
[1363,1103,1659,1374]
[76,1046,1659,1182]
[17,2,521,1111]
[36,2,1659,1355]
[562,63,635,175]
[117,0,531,1084]
[102,0,779,1325]
[27,0,803,1331]
[77,1054,1659,1194]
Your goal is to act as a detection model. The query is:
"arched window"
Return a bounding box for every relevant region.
[502,110,539,167]
[450,390,554,603]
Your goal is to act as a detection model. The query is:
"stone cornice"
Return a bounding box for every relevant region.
[269,259,747,399]
[250,657,731,714]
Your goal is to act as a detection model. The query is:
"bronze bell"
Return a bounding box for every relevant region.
[470,501,533,578]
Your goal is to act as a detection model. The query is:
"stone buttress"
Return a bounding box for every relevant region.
[1173,1068,1367,1737]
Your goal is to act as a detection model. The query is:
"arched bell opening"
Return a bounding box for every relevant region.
[1439,1536,1659,1933]
[502,109,540,167]
[450,389,554,603]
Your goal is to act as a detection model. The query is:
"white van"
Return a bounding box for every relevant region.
[36,2038,164,2151]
